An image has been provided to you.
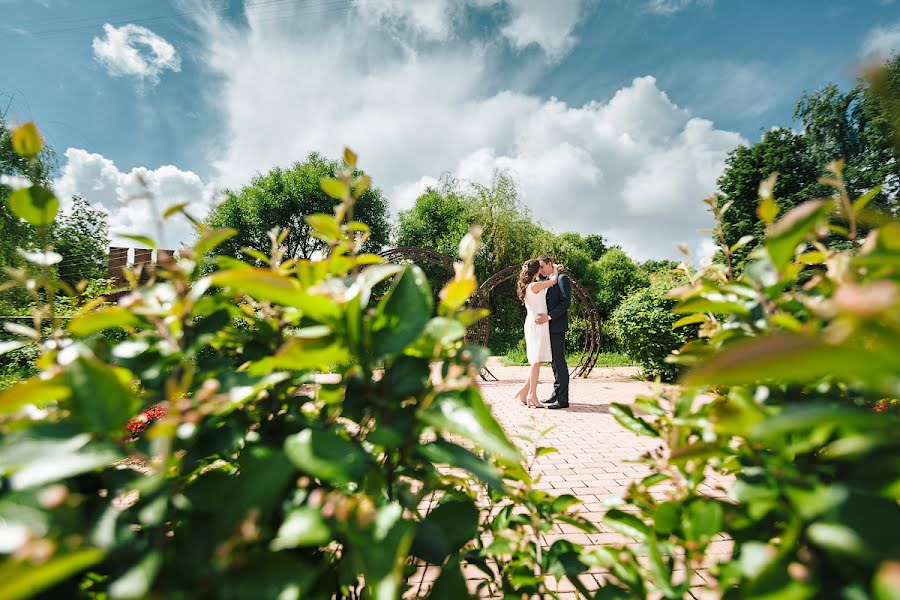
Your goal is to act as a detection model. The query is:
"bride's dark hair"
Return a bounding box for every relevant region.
[516,259,541,303]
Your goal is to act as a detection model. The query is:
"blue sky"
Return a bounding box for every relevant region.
[3,0,899,258]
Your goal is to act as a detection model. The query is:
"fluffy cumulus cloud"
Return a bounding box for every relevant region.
[354,0,583,57]
[54,148,216,250]
[92,23,181,87]
[861,20,900,60]
[183,0,743,260]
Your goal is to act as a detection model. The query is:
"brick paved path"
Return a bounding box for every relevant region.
[407,360,732,599]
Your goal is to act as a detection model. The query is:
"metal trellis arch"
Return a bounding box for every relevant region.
[378,247,602,379]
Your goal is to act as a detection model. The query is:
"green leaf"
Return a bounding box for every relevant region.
[683,332,900,391]
[730,235,755,253]
[343,148,357,168]
[67,357,139,434]
[853,185,882,213]
[109,551,161,599]
[196,227,237,256]
[210,268,301,305]
[253,328,350,373]
[384,355,430,398]
[306,213,343,241]
[320,177,349,200]
[653,502,679,535]
[672,295,751,316]
[682,500,722,545]
[1,432,120,490]
[371,266,433,356]
[411,498,479,563]
[428,560,471,600]
[12,122,43,157]
[424,317,467,346]
[421,389,519,463]
[757,196,779,224]
[646,532,676,597]
[68,307,139,337]
[672,314,706,329]
[603,509,649,541]
[162,202,190,218]
[439,278,476,312]
[358,503,414,600]
[417,440,504,490]
[0,376,70,416]
[766,199,834,269]
[118,234,157,248]
[218,554,318,600]
[610,403,659,437]
[8,186,59,227]
[271,506,331,550]
[0,548,104,600]
[284,429,371,486]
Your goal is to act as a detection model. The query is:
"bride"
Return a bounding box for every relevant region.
[515,258,559,408]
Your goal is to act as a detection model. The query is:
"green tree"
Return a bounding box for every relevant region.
[640,258,680,276]
[583,233,609,261]
[51,196,109,287]
[395,183,472,256]
[593,247,648,318]
[716,128,827,264]
[794,54,900,213]
[206,152,390,262]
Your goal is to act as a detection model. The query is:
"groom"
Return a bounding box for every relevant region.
[535,255,571,409]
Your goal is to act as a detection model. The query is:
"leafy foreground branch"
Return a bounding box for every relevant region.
[601,160,900,598]
[0,127,606,599]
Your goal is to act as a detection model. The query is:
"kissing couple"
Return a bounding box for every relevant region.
[515,255,571,410]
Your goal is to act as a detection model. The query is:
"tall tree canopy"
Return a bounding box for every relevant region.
[206,153,390,261]
[715,55,900,265]
[52,196,110,287]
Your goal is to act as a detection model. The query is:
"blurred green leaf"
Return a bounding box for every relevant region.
[766,199,833,269]
[0,376,70,416]
[684,333,900,391]
[210,268,301,306]
[358,503,414,600]
[610,403,658,438]
[411,498,478,563]
[653,502,679,535]
[320,178,348,200]
[196,227,237,256]
[284,429,371,486]
[604,509,648,541]
[424,317,466,346]
[8,186,59,227]
[682,500,722,545]
[271,507,331,550]
[421,389,519,463]
[428,560,470,599]
[67,357,139,434]
[0,549,103,600]
[306,213,342,240]
[417,440,503,490]
[108,551,161,600]
[11,121,43,157]
[874,561,900,600]
[371,266,432,356]
[69,307,138,337]
[853,186,882,213]
[757,196,779,225]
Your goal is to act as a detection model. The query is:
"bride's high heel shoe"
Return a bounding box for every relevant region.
[526,395,544,409]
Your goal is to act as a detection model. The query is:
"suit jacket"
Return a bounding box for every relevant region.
[546,273,571,333]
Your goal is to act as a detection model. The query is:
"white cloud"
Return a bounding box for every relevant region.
[861,20,900,60]
[54,148,216,249]
[187,1,742,261]
[644,0,713,15]
[92,23,181,87]
[351,0,584,57]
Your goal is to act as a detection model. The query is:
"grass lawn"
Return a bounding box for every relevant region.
[499,350,634,368]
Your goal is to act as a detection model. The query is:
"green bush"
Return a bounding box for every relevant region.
[608,276,689,382]
[0,128,608,599]
[600,156,900,598]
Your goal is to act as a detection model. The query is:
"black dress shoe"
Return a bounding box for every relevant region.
[546,401,569,409]
[539,397,556,405]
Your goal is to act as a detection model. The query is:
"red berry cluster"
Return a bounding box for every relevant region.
[125,404,167,434]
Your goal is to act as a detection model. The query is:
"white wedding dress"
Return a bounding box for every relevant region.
[523,284,552,364]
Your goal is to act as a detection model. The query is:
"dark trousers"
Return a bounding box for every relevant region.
[549,332,569,404]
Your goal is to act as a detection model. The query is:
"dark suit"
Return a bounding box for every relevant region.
[545,273,571,405]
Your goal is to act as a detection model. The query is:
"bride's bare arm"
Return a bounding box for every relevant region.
[528,265,559,293]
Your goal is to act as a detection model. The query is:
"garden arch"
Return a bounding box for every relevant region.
[378,247,602,379]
